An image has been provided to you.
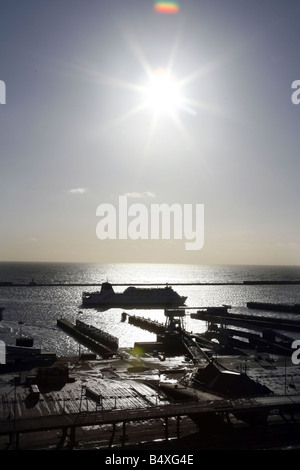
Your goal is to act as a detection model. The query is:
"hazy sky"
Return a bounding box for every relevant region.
[0,0,300,265]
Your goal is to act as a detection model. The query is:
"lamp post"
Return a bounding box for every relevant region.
[284,355,287,396]
[18,321,24,383]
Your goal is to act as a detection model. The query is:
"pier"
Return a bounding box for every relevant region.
[191,308,300,332]
[190,307,298,355]
[126,313,165,335]
[57,319,118,358]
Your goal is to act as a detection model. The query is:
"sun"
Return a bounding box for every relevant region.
[143,67,183,116]
[89,29,230,141]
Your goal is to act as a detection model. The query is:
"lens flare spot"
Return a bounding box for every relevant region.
[154,2,180,14]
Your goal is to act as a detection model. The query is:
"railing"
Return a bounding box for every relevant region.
[2,394,300,437]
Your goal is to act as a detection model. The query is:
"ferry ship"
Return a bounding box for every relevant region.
[82,282,187,308]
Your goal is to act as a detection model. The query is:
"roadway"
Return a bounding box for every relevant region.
[2,394,300,438]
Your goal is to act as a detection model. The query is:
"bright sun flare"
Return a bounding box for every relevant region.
[143,67,182,115]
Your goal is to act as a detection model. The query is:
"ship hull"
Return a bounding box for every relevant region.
[82,295,187,307]
[82,284,187,308]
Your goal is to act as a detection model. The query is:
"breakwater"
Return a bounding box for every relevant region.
[1,280,300,287]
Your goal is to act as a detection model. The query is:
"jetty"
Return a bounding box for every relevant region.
[125,306,296,358]
[57,319,118,358]
[126,313,165,335]
[190,307,298,355]
[191,307,300,332]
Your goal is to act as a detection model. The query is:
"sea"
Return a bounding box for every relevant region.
[0,262,300,358]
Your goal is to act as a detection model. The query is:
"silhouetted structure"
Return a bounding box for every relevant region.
[192,361,272,398]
